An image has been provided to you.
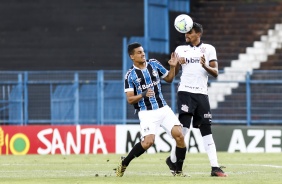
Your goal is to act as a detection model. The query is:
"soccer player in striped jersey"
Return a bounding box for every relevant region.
[166,22,228,177]
[115,42,187,177]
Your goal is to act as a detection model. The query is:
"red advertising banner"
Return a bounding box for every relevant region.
[0,125,116,155]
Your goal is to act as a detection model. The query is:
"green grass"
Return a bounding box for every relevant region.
[0,153,281,184]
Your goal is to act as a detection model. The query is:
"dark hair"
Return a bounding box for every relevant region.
[128,42,142,56]
[192,22,203,35]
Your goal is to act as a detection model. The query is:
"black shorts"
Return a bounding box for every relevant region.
[177,91,212,128]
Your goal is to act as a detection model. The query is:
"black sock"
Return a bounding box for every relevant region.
[122,142,146,166]
[175,147,187,172]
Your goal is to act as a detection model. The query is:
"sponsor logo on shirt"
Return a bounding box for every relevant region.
[204,112,212,119]
[184,85,201,90]
[185,57,200,63]
[137,80,160,91]
[135,78,142,83]
[142,80,160,90]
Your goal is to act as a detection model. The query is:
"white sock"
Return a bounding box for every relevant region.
[170,127,189,163]
[170,139,176,163]
[202,134,219,167]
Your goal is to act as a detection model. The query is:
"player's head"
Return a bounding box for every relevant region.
[184,22,203,45]
[192,22,203,36]
[127,42,146,63]
[128,42,142,56]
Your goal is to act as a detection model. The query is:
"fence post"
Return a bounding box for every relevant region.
[144,0,149,57]
[74,73,79,125]
[97,70,104,125]
[23,72,28,125]
[246,72,251,126]
[122,38,127,124]
[16,73,23,125]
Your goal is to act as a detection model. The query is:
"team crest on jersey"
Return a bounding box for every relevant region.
[200,47,206,53]
[152,70,158,77]
[181,104,189,112]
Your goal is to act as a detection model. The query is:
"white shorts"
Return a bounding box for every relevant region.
[138,105,182,139]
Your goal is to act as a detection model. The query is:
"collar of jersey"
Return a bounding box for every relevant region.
[133,61,148,70]
[187,41,202,47]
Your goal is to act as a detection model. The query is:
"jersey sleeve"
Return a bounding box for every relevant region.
[208,45,217,62]
[149,59,169,78]
[124,70,134,93]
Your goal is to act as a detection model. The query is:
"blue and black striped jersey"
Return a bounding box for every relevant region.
[124,59,169,111]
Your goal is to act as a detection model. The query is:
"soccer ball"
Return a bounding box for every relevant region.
[174,14,193,33]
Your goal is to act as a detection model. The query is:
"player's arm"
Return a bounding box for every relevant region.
[200,55,218,78]
[208,60,219,78]
[126,91,143,104]
[175,56,185,76]
[163,52,179,83]
[163,66,175,83]
[175,62,181,76]
[174,46,184,76]
[125,89,154,104]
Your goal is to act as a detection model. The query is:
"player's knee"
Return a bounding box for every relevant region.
[143,141,154,149]
[174,132,184,142]
[175,136,185,148]
[142,138,155,149]
[171,125,184,138]
[171,126,185,146]
[199,124,212,137]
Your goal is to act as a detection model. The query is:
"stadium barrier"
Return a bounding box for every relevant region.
[0,70,281,126]
[0,125,281,155]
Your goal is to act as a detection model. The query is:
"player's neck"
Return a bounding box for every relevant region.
[133,61,146,69]
[188,40,202,47]
[192,40,201,46]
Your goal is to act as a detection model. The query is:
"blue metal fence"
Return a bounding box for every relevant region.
[0,71,125,125]
[0,70,281,126]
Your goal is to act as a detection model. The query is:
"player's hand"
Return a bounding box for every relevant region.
[168,52,179,67]
[200,54,206,67]
[178,57,186,64]
[147,88,155,98]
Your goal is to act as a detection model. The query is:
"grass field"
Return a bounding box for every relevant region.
[0,152,281,184]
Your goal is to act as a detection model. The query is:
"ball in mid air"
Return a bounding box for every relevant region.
[174,14,193,33]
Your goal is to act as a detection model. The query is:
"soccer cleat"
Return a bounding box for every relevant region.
[116,157,127,177]
[174,171,190,177]
[166,156,176,175]
[211,167,228,177]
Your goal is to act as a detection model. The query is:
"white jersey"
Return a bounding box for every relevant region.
[175,42,217,95]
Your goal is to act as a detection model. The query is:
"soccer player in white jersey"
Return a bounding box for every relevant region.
[115,42,187,177]
[166,22,228,177]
